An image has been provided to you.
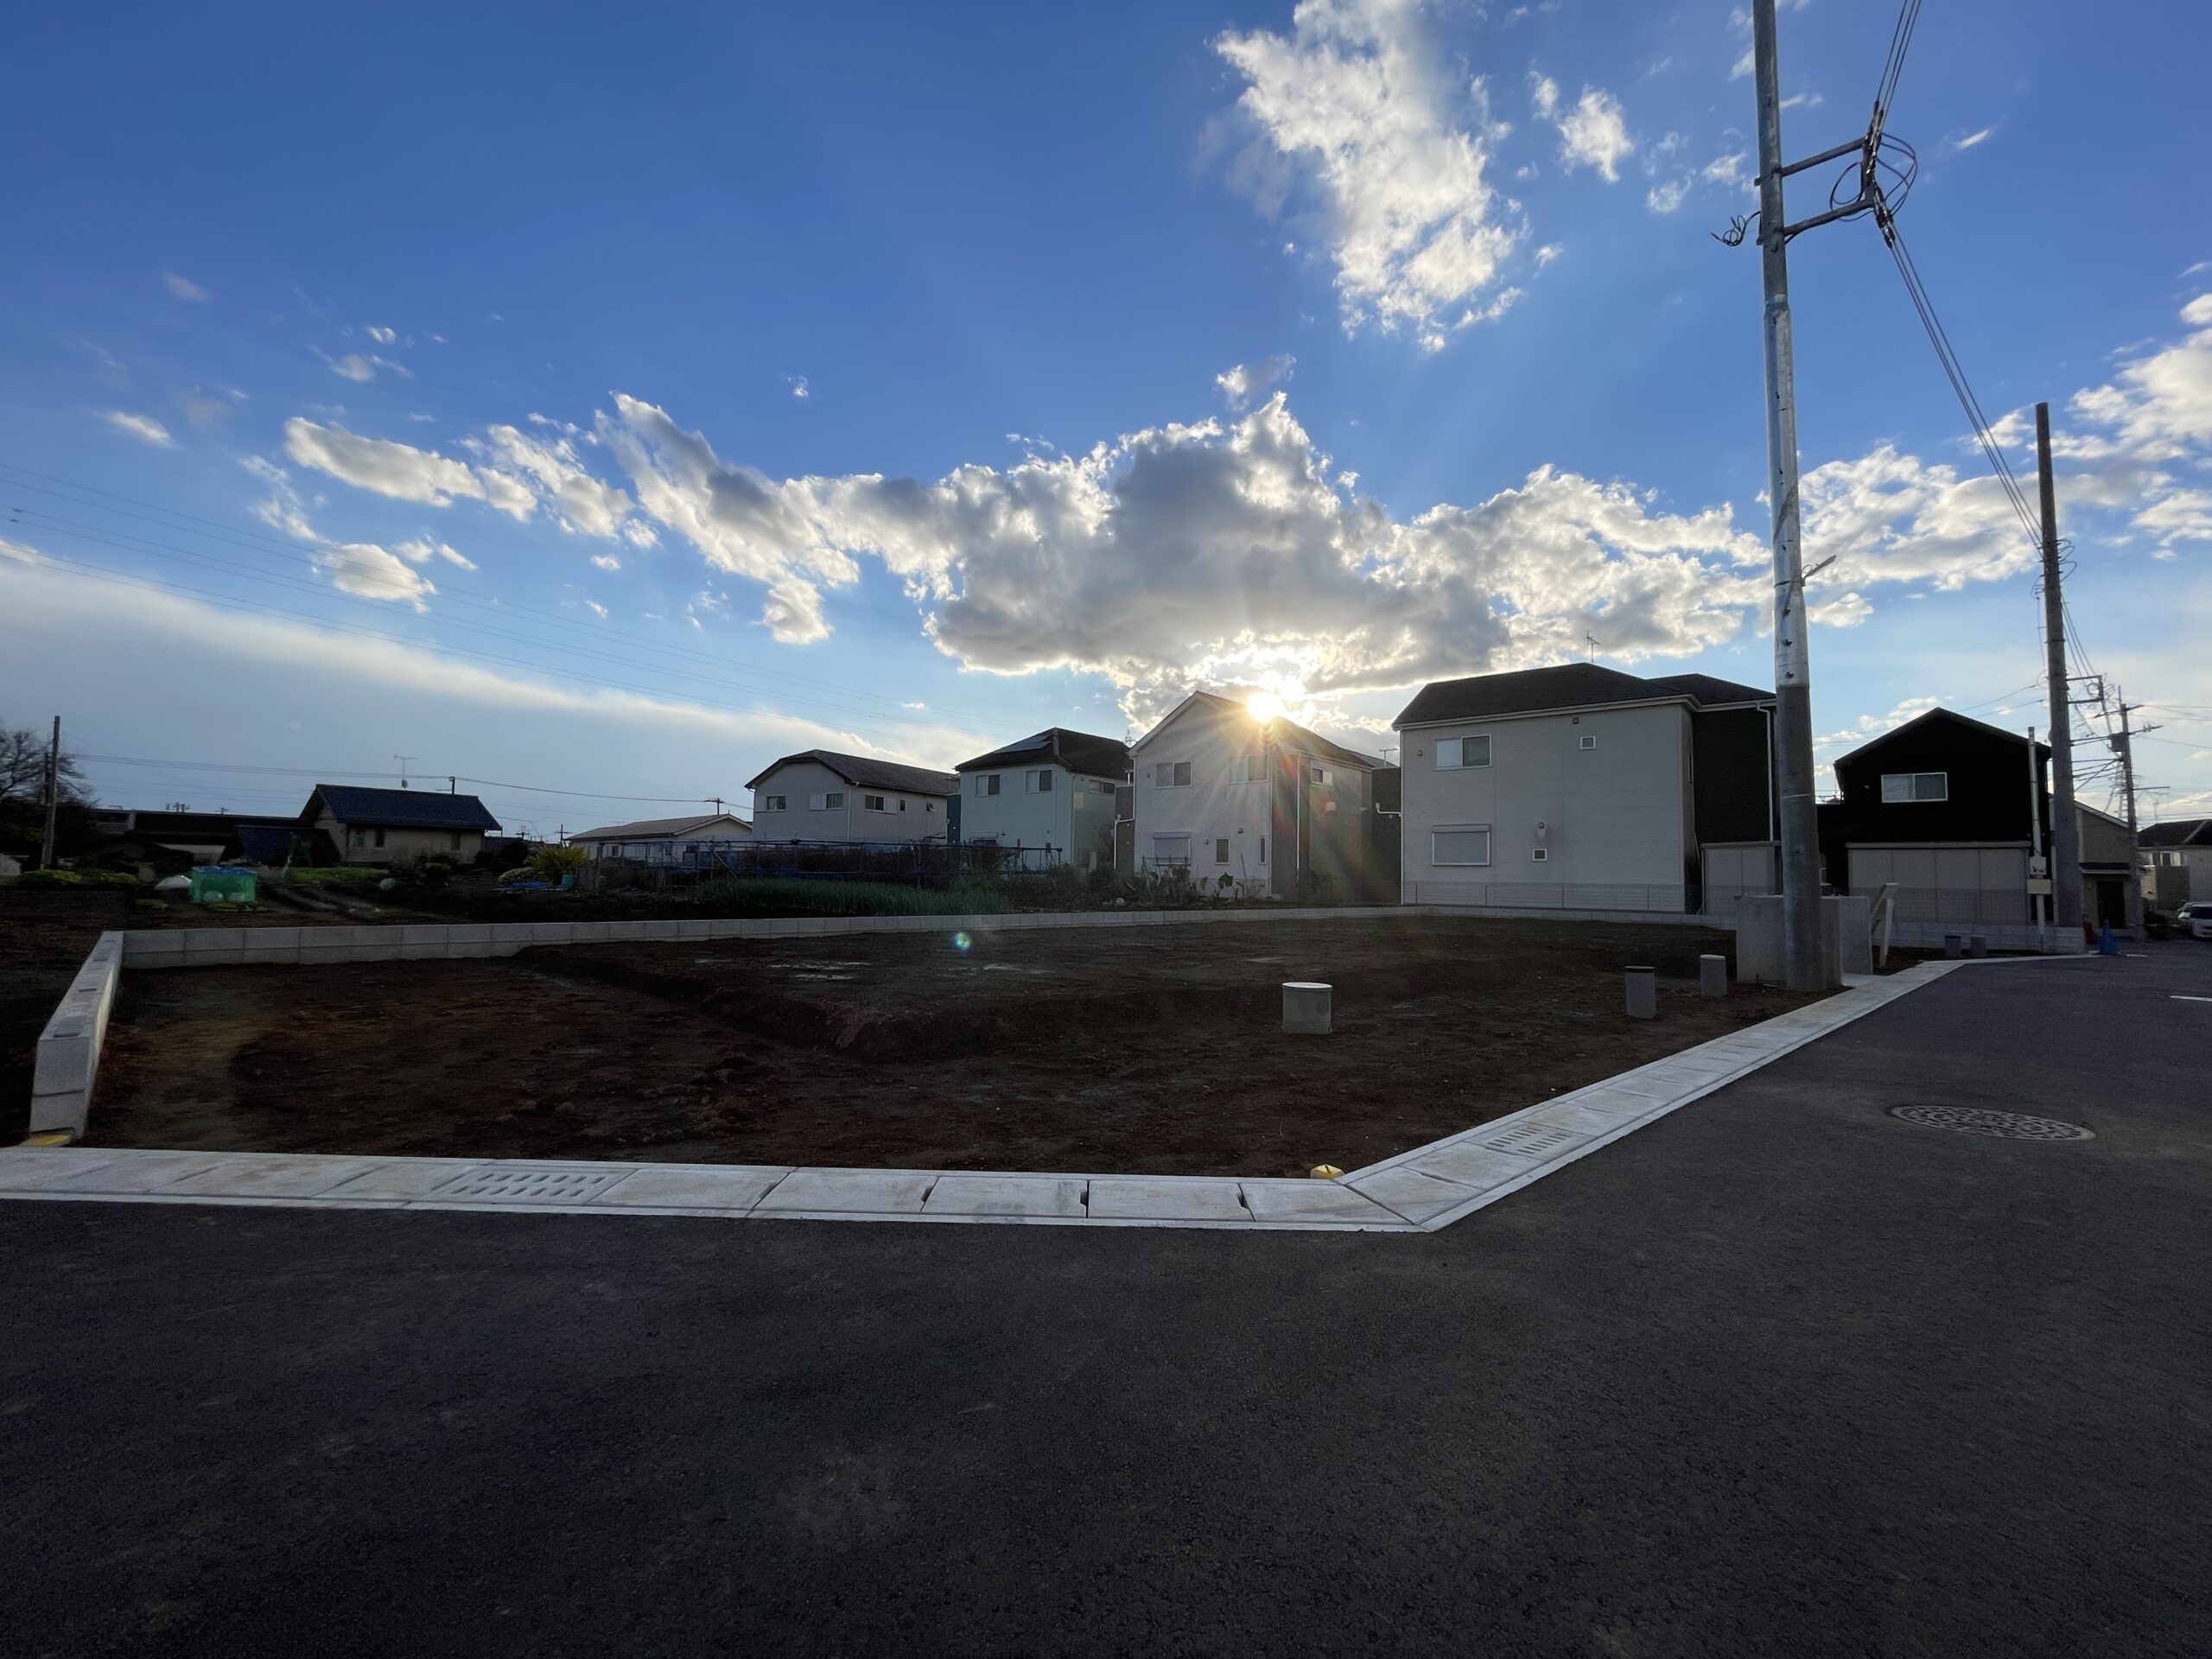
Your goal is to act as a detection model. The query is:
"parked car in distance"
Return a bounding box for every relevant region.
[2175,900,2212,940]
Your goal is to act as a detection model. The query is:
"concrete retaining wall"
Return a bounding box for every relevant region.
[30,931,124,1139]
[117,905,1425,969]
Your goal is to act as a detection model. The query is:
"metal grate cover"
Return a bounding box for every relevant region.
[1483,1123,1582,1158]
[1888,1106,2094,1142]
[433,1166,628,1202]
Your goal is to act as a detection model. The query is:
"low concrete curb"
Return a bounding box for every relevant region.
[29,931,124,1141]
[1,960,1980,1232]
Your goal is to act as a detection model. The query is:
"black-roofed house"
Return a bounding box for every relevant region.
[1391,663,1777,914]
[953,728,1130,870]
[1817,708,2141,936]
[1128,691,1390,900]
[744,750,961,844]
[2139,817,2212,911]
[300,784,502,866]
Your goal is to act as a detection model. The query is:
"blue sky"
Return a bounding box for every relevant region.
[3,0,2209,835]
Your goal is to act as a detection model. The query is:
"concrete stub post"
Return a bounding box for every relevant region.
[1624,967,1657,1020]
[1282,982,1332,1034]
[1968,935,1987,958]
[1698,955,1726,998]
[1943,933,1962,958]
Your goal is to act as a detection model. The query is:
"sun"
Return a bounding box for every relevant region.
[1246,690,1286,724]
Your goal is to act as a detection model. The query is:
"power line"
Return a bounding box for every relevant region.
[71,751,727,804]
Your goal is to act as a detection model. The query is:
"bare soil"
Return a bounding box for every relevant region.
[89,918,1826,1176]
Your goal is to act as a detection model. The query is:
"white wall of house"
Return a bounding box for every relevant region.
[2142,844,2211,906]
[575,816,754,863]
[748,760,948,842]
[316,810,484,866]
[962,765,1121,867]
[1131,699,1276,893]
[1397,702,1693,908]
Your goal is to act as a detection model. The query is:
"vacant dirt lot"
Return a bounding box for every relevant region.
[88,917,1825,1176]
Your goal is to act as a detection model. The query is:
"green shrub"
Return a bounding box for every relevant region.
[15,868,83,887]
[527,844,591,882]
[286,866,385,887]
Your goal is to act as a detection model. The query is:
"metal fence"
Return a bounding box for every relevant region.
[1412,881,1688,912]
[668,838,1064,884]
[1878,885,2032,926]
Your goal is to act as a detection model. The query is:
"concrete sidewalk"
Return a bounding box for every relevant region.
[1,948,2206,1655]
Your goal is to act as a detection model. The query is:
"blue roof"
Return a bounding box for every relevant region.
[236,823,309,864]
[304,785,500,832]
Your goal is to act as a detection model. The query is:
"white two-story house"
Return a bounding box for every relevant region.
[1128,691,1387,900]
[745,749,960,842]
[1393,664,1777,914]
[954,728,1130,870]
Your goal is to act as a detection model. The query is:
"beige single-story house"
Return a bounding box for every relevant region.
[301,784,501,866]
[569,812,754,865]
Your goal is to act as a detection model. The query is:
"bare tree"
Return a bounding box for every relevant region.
[0,722,86,804]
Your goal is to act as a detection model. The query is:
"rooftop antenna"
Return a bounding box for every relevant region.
[1585,632,1600,664]
[392,753,415,789]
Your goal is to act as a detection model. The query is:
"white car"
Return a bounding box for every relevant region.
[2179,900,2212,941]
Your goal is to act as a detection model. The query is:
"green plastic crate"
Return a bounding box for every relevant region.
[189,867,257,905]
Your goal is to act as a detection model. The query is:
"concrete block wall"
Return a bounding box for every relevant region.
[30,931,124,1138]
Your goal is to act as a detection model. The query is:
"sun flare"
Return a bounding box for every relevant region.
[1246,690,1286,723]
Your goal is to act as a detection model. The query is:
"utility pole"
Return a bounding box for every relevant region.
[38,715,61,869]
[1751,0,1829,990]
[2111,689,2149,931]
[2036,403,2082,940]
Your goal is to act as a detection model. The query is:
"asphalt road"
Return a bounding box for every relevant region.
[4,948,2208,1656]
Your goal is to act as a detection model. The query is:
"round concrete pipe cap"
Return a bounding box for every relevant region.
[1282,981,1333,1035]
[1624,965,1658,1020]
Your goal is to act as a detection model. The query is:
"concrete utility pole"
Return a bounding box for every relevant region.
[2036,403,2082,938]
[38,715,61,869]
[1751,0,1828,990]
[2111,690,2146,930]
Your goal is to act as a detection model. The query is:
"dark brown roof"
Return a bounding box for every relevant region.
[744,749,959,797]
[1394,664,1772,728]
[2139,817,2212,848]
[956,728,1132,779]
[303,785,500,832]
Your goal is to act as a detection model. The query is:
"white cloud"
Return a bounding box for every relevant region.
[591,554,622,571]
[1646,178,1690,214]
[788,376,810,401]
[1948,126,1994,152]
[1534,243,1563,266]
[583,599,609,619]
[620,519,659,549]
[285,417,502,512]
[1553,86,1634,181]
[1529,73,1560,120]
[318,349,414,384]
[103,410,175,448]
[365,325,397,345]
[317,542,435,610]
[476,423,636,537]
[600,387,1770,723]
[242,457,320,543]
[395,536,477,570]
[1214,0,1522,347]
[1780,91,1822,110]
[1216,354,1296,408]
[162,272,212,302]
[174,389,230,429]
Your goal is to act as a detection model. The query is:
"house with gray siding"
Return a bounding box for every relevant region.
[569,812,754,865]
[1393,664,1776,914]
[746,750,958,843]
[954,728,1130,870]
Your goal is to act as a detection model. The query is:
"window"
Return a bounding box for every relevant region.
[1436,735,1492,770]
[1433,825,1492,867]
[349,828,365,848]
[373,827,386,849]
[449,832,462,851]
[1258,836,1267,864]
[1094,779,1116,794]
[1579,734,1597,751]
[1155,760,1192,787]
[1030,768,1053,792]
[1880,772,1948,804]
[925,801,937,814]
[898,798,908,812]
[1310,765,1331,785]
[1531,848,1548,862]
[978,773,1001,797]
[1151,834,1190,867]
[809,791,845,810]
[762,794,787,811]
[863,793,887,811]
[1215,837,1230,864]
[1245,752,1266,781]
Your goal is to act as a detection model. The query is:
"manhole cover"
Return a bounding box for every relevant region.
[1888,1106,2094,1141]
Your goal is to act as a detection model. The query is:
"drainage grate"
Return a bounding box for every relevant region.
[1483,1123,1582,1158]
[1888,1106,2094,1142]
[433,1166,628,1202]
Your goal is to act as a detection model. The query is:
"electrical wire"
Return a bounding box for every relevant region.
[1872,0,1924,126]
